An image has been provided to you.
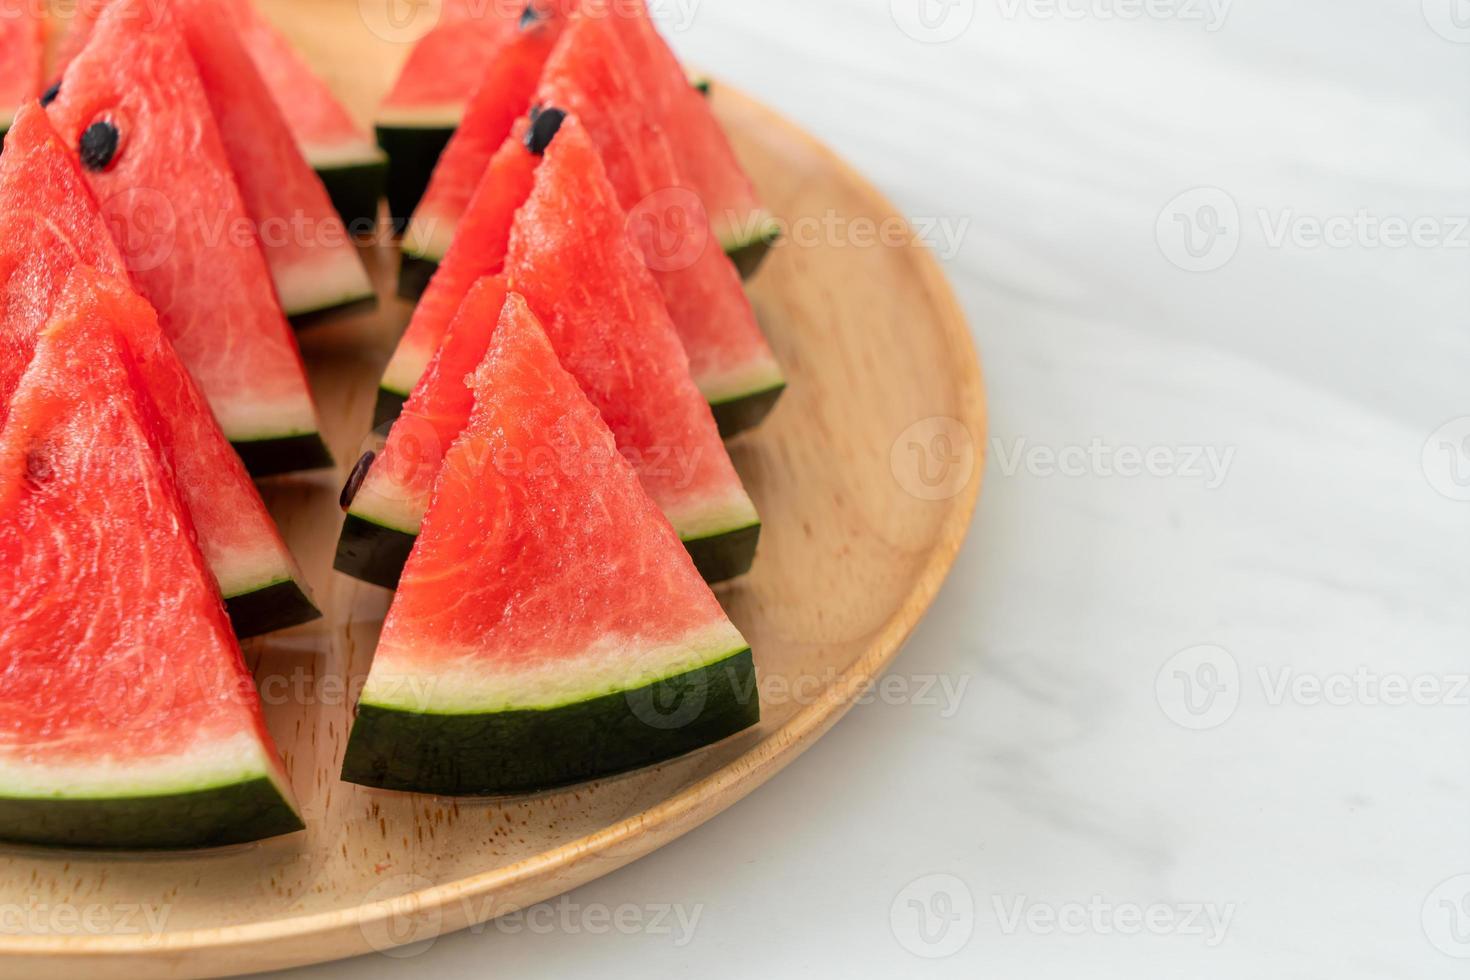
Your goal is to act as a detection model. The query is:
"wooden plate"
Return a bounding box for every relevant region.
[1,3,984,975]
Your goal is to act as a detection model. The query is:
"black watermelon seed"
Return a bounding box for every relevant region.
[79,120,119,172]
[518,2,544,29]
[39,80,60,107]
[340,451,376,510]
[524,106,566,156]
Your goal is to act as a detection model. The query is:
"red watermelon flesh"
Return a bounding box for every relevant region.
[341,291,754,795]
[61,269,320,631]
[0,103,125,421]
[170,0,374,324]
[0,106,317,635]
[598,0,777,269]
[401,0,573,266]
[0,4,42,133]
[380,119,538,406]
[352,274,509,536]
[0,268,302,848]
[47,0,330,475]
[538,8,783,430]
[506,116,757,545]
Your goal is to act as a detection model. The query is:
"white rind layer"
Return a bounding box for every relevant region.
[699,355,786,409]
[0,730,293,801]
[360,619,749,715]
[303,140,388,172]
[215,393,321,446]
[273,250,375,319]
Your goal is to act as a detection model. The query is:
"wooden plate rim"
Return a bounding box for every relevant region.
[2,83,986,966]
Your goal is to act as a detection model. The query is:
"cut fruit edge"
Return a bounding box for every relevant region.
[275,250,379,322]
[361,619,748,715]
[341,647,758,796]
[0,734,303,849]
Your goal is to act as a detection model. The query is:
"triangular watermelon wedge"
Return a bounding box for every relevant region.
[0,104,319,637]
[226,0,387,231]
[46,0,332,476]
[336,275,509,590]
[506,115,761,579]
[536,7,785,434]
[341,291,758,796]
[171,0,376,326]
[375,1,519,231]
[0,268,303,848]
[360,115,761,583]
[397,0,573,300]
[0,5,42,136]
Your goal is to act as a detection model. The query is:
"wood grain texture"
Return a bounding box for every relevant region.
[0,2,984,975]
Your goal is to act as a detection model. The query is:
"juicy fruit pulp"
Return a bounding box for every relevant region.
[341,293,757,796]
[536,6,784,435]
[47,0,331,476]
[336,275,510,589]
[0,5,42,134]
[398,0,572,298]
[375,2,519,230]
[506,116,762,580]
[0,270,303,848]
[0,104,126,421]
[0,106,318,637]
[54,0,386,230]
[172,0,376,326]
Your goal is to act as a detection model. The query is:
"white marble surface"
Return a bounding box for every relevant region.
[275,1,1470,976]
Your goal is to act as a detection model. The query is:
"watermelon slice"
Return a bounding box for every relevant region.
[0,268,303,849]
[0,4,42,136]
[169,0,375,326]
[375,2,518,231]
[228,0,387,231]
[340,291,758,796]
[508,115,760,579]
[537,8,785,435]
[47,0,332,476]
[358,115,760,583]
[0,105,320,637]
[377,119,539,428]
[397,0,572,300]
[600,0,778,277]
[336,275,509,589]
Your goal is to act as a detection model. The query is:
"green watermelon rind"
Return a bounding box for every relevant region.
[710,380,786,438]
[223,576,322,640]
[0,775,303,850]
[333,512,416,591]
[340,647,758,796]
[232,432,334,479]
[719,212,782,279]
[335,504,760,589]
[310,150,388,234]
[375,122,458,234]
